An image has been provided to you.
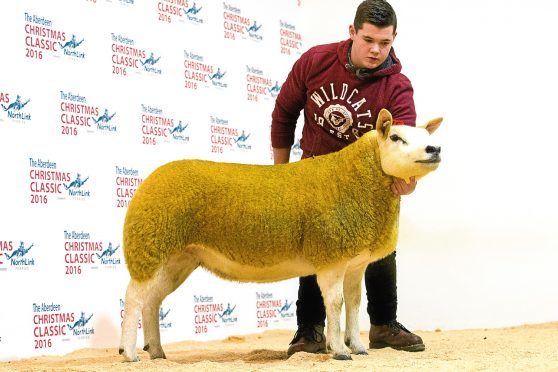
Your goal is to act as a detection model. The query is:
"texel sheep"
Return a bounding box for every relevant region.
[119,108,443,361]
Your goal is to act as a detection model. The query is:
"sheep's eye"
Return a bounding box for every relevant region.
[390,134,407,144]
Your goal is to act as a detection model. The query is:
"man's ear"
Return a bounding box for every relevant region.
[349,24,356,39]
[376,108,393,139]
[423,117,443,134]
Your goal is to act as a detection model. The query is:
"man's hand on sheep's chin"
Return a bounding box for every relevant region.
[391,177,417,196]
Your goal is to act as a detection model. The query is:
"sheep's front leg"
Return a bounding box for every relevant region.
[343,264,368,355]
[317,266,352,360]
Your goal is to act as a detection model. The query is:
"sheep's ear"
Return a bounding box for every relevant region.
[376,108,392,139]
[423,117,443,134]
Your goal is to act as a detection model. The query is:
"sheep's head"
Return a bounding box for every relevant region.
[375,108,443,182]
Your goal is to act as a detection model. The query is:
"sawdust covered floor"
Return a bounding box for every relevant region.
[2,322,557,371]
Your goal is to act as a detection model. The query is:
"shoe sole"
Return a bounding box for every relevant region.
[287,347,326,356]
[369,342,425,352]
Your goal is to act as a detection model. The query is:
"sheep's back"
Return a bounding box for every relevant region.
[123,158,339,280]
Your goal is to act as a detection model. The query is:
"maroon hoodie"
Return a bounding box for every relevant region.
[271,38,416,157]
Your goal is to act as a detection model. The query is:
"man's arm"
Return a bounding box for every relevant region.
[271,49,313,151]
[273,147,291,164]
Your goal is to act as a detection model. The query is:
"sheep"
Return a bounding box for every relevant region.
[119,108,443,361]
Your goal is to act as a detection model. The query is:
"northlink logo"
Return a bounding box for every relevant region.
[219,303,238,323]
[94,109,116,124]
[4,241,35,266]
[278,299,294,318]
[94,108,117,132]
[245,21,262,36]
[142,52,162,74]
[209,68,227,88]
[169,120,189,141]
[159,307,172,328]
[1,95,31,120]
[68,312,94,336]
[2,95,30,111]
[185,2,202,15]
[246,21,262,40]
[184,3,203,24]
[267,81,281,98]
[59,34,85,58]
[64,173,90,197]
[142,52,160,66]
[291,139,302,158]
[235,130,251,150]
[160,308,170,321]
[59,34,84,50]
[96,242,120,265]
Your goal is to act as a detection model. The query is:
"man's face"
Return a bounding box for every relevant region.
[349,22,396,69]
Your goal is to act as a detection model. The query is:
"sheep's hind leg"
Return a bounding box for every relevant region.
[343,264,368,355]
[142,252,199,360]
[119,279,146,362]
[316,265,352,360]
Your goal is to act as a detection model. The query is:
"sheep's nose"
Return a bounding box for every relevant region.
[426,146,441,155]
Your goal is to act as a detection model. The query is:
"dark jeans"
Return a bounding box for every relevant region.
[295,251,397,327]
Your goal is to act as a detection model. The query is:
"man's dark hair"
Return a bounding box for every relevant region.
[354,0,397,33]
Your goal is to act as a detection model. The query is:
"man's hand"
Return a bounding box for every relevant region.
[391,177,417,195]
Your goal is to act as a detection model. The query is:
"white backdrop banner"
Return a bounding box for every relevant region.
[0,0,307,361]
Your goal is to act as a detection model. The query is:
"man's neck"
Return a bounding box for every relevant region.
[346,44,393,79]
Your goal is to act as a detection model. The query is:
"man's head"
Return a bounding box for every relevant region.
[349,0,397,69]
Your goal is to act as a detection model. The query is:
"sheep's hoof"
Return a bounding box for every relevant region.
[345,340,368,355]
[144,344,167,359]
[333,354,352,360]
[150,352,167,360]
[119,347,139,362]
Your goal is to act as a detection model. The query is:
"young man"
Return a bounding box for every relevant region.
[271,0,425,355]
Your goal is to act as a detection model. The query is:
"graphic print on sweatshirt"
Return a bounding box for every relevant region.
[309,82,373,142]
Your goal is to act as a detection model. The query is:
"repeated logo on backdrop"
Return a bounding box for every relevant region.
[183,1,204,25]
[156,0,207,25]
[111,34,162,77]
[139,104,191,146]
[209,115,253,154]
[291,138,302,158]
[23,12,66,60]
[159,306,173,330]
[184,50,228,90]
[32,302,95,351]
[28,158,93,205]
[246,65,281,102]
[23,12,88,61]
[58,91,118,136]
[279,20,302,56]
[0,240,36,271]
[255,291,295,329]
[192,294,239,335]
[63,230,119,275]
[222,2,262,42]
[156,0,188,23]
[115,165,143,209]
[0,92,32,122]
